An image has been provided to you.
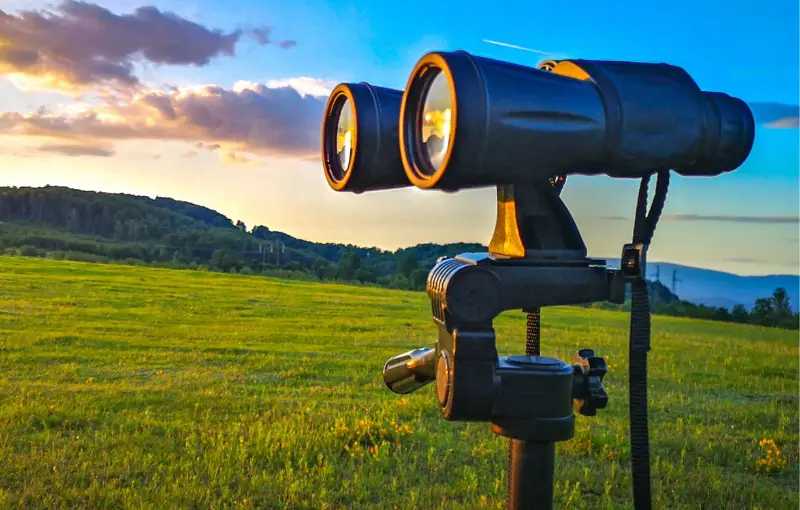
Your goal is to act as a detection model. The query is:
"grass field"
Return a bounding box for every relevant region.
[0,256,797,509]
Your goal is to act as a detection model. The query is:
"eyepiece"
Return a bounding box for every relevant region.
[322,83,410,193]
[676,91,755,177]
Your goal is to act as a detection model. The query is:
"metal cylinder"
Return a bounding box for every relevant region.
[382,347,437,394]
[506,440,556,510]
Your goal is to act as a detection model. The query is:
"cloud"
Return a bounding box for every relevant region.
[765,117,800,129]
[596,215,630,221]
[0,1,295,93]
[596,214,798,224]
[195,142,221,151]
[748,102,799,129]
[722,257,799,269]
[722,257,764,264]
[36,142,114,157]
[661,214,799,224]
[263,77,337,98]
[247,26,296,48]
[182,149,198,158]
[220,151,259,166]
[0,78,330,158]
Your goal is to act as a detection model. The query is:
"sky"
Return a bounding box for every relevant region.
[0,0,797,276]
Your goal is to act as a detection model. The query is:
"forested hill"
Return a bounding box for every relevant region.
[3,185,797,330]
[0,185,486,282]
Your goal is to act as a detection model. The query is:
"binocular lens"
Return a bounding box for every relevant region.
[420,70,454,176]
[335,98,355,180]
[321,83,410,193]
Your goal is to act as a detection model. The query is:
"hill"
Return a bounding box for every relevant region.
[0,257,796,508]
[606,260,799,313]
[0,185,485,282]
[0,185,796,326]
[649,263,797,312]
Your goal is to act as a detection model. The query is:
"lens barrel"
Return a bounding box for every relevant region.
[322,83,409,193]
[399,51,755,191]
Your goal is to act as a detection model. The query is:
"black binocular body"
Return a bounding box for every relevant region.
[322,50,754,196]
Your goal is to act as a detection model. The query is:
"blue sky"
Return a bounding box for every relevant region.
[0,0,797,275]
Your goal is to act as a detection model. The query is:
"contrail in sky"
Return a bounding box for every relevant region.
[482,39,566,57]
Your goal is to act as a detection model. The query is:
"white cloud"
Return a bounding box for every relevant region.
[264,77,336,98]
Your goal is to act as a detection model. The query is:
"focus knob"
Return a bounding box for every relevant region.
[572,349,608,416]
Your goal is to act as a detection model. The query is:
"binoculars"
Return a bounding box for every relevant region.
[321,50,754,196]
[319,50,755,510]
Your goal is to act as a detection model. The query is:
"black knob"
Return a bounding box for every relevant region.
[572,349,608,417]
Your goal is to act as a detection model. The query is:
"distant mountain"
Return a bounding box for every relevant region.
[606,259,799,313]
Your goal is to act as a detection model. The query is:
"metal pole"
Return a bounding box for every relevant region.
[504,308,555,510]
[506,440,556,510]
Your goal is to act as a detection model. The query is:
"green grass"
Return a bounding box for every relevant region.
[0,256,797,509]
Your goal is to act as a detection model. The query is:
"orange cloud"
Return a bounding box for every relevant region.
[220,151,259,166]
[36,142,115,157]
[0,79,332,159]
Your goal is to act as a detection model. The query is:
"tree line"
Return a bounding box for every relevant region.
[1,185,797,330]
[5,239,796,330]
[594,286,798,329]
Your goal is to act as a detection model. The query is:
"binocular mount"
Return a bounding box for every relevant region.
[382,178,630,509]
[323,49,755,510]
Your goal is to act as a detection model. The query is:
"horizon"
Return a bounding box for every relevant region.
[6,181,799,280]
[0,0,797,277]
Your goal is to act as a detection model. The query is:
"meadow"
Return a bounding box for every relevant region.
[0,256,797,509]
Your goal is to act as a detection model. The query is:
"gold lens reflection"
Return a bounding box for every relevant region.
[336,98,355,174]
[420,71,452,174]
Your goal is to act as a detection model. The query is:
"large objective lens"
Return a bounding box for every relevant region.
[321,82,409,193]
[420,70,453,175]
[335,98,355,179]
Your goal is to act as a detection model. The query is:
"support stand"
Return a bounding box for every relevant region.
[507,439,555,509]
[382,177,625,510]
[505,308,549,509]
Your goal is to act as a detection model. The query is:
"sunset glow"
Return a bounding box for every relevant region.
[0,0,795,276]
